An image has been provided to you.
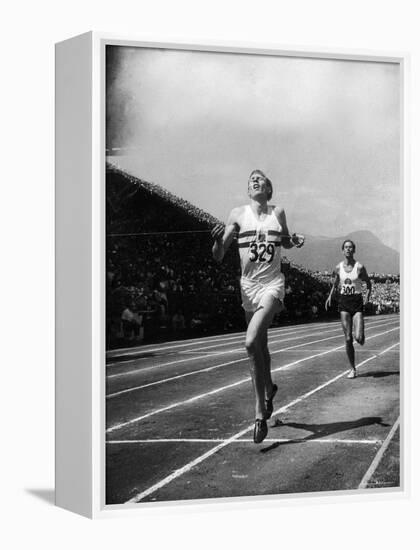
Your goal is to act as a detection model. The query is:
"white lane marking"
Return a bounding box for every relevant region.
[106,315,400,359]
[106,322,340,369]
[273,355,378,403]
[107,318,397,381]
[237,349,401,353]
[106,322,399,398]
[106,317,398,367]
[161,319,377,355]
[170,317,395,356]
[107,357,245,398]
[378,343,400,355]
[358,416,400,489]
[107,438,381,445]
[108,349,241,378]
[107,326,398,428]
[106,318,355,360]
[107,328,345,388]
[107,332,247,358]
[179,350,241,355]
[107,347,341,426]
[107,325,343,379]
[106,321,330,362]
[125,342,397,503]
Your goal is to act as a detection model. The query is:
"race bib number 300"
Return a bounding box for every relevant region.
[249,242,275,263]
[341,284,356,295]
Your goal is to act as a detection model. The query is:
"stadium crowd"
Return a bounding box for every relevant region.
[368,280,400,314]
[107,233,244,345]
[106,164,400,348]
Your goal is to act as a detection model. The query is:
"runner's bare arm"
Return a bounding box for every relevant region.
[275,207,305,249]
[359,264,372,304]
[211,208,240,263]
[325,266,340,310]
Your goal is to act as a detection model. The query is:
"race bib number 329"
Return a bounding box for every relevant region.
[249,242,275,263]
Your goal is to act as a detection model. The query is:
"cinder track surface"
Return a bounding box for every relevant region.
[105,314,400,505]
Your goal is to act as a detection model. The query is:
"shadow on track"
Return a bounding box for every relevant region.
[356,371,400,379]
[260,416,389,454]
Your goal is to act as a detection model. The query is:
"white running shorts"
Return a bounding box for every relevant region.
[240,274,285,313]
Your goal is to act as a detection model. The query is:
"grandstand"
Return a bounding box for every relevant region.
[107,164,219,234]
[106,164,399,349]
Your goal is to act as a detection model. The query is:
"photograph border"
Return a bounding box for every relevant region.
[56,32,410,518]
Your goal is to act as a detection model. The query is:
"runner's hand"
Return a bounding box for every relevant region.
[292,233,305,248]
[211,224,225,242]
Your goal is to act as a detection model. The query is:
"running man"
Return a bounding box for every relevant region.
[211,169,304,443]
[325,239,372,379]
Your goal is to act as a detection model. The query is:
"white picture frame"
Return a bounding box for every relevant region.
[55,32,409,518]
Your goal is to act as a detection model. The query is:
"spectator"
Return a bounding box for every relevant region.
[172,309,186,335]
[121,304,142,340]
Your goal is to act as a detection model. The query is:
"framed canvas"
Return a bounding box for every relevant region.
[55,33,409,518]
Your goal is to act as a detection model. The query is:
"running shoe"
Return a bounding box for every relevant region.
[253,419,268,444]
[347,368,356,379]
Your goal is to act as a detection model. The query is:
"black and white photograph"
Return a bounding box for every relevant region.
[105,44,401,505]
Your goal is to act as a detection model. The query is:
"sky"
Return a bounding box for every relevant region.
[106,46,400,250]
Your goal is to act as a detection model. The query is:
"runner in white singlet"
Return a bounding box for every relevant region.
[325,239,372,379]
[211,170,304,443]
[238,203,285,312]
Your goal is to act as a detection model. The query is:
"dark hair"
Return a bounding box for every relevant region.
[342,239,356,252]
[249,169,273,201]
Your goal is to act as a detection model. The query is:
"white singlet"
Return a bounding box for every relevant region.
[238,205,283,282]
[339,261,363,295]
[237,205,285,312]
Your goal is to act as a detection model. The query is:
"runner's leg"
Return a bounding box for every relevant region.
[260,329,275,400]
[244,310,265,419]
[245,293,280,419]
[354,312,365,345]
[340,311,355,370]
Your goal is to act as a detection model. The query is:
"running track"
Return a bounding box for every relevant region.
[106,314,400,505]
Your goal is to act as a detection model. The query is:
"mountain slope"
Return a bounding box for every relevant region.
[285,230,399,274]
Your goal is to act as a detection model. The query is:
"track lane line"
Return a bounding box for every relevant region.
[107,317,377,360]
[358,416,400,489]
[106,322,398,398]
[106,328,352,393]
[106,321,337,362]
[106,322,342,369]
[107,323,347,379]
[107,315,400,360]
[233,348,400,353]
[107,326,398,430]
[107,318,397,381]
[107,316,398,368]
[125,340,398,503]
[161,316,396,356]
[108,438,381,445]
[378,343,400,355]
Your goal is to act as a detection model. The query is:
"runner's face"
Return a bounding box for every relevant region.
[248,173,269,199]
[342,242,355,258]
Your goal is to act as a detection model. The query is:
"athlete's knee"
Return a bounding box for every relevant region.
[245,337,256,354]
[345,335,354,344]
[245,333,261,354]
[355,335,365,345]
